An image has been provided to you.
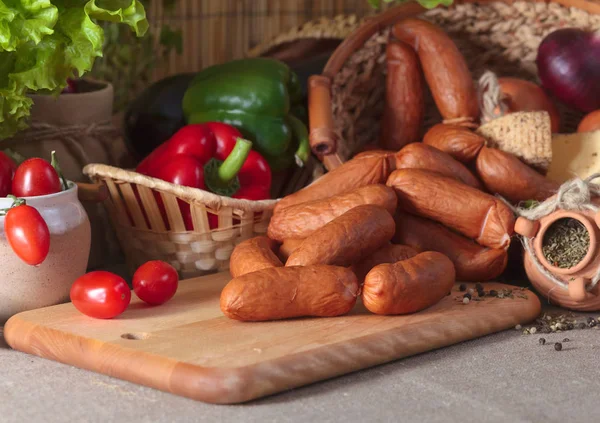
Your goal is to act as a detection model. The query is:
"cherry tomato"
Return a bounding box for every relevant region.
[12,158,61,197]
[70,271,131,319]
[133,261,179,305]
[4,204,50,266]
[0,151,16,197]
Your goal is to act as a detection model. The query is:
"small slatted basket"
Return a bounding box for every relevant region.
[83,164,281,279]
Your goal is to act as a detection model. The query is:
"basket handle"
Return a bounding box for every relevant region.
[308,76,337,156]
[309,2,426,171]
[77,182,109,203]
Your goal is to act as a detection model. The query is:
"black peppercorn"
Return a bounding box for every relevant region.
[475,283,483,291]
[578,322,587,330]
[459,283,467,292]
[542,327,552,334]
[489,290,498,297]
[589,320,597,328]
[587,317,596,323]
[463,293,472,300]
[554,342,562,351]
[539,338,546,345]
[562,338,570,342]
[567,323,574,330]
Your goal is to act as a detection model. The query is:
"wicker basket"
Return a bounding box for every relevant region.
[84,164,281,279]
[308,0,600,171]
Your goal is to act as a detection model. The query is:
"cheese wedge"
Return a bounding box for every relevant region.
[547,130,600,183]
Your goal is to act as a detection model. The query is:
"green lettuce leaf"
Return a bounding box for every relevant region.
[0,0,148,140]
[0,0,58,52]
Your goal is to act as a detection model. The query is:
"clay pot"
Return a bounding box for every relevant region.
[0,183,91,323]
[516,209,600,311]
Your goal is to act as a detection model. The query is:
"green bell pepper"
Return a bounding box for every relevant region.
[182,58,308,170]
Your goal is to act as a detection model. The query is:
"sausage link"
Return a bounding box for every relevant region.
[220,265,359,321]
[393,19,479,122]
[386,169,515,249]
[380,40,424,150]
[286,205,395,267]
[274,151,396,213]
[362,251,455,315]
[394,143,483,189]
[394,212,508,281]
[422,123,485,163]
[476,147,559,203]
[268,184,397,242]
[229,236,282,278]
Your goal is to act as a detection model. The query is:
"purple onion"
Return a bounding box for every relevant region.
[536,28,600,113]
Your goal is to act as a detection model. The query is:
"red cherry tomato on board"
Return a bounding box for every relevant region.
[70,271,132,319]
[4,204,50,266]
[0,151,17,197]
[12,158,61,197]
[133,261,179,305]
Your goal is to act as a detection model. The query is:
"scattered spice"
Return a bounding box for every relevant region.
[539,338,546,345]
[530,327,537,334]
[475,283,483,291]
[489,290,498,297]
[554,342,563,351]
[515,324,522,330]
[578,323,587,330]
[562,338,570,342]
[462,297,470,305]
[542,218,590,269]
[463,293,472,300]
[459,283,467,292]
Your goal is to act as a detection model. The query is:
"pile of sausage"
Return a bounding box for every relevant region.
[219,18,561,322]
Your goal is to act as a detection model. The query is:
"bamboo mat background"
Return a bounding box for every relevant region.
[147,0,384,81]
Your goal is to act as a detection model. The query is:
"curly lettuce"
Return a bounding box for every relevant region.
[0,0,148,140]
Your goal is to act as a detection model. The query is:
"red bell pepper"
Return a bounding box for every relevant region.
[136,122,271,231]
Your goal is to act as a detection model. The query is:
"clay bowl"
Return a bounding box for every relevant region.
[516,208,600,311]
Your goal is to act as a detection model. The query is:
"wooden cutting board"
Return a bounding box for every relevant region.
[4,272,540,404]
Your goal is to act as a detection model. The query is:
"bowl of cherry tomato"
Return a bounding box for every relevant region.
[0,151,91,323]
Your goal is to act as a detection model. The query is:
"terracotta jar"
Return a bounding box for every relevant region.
[0,183,91,323]
[516,208,600,311]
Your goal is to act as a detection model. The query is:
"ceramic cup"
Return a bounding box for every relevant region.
[0,183,91,323]
[517,209,600,311]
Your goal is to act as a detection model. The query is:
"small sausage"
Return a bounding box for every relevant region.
[352,243,418,282]
[394,212,508,281]
[229,236,283,278]
[268,184,397,242]
[380,40,424,150]
[394,143,483,189]
[577,110,600,133]
[386,169,515,249]
[274,150,396,213]
[220,265,359,321]
[362,251,455,315]
[422,123,485,163]
[286,205,395,267]
[393,19,479,122]
[475,146,559,203]
[278,238,305,262]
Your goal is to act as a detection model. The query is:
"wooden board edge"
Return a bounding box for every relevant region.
[3,289,541,405]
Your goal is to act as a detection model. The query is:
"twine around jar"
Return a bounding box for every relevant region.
[512,174,600,292]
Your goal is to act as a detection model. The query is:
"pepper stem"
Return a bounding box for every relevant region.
[218,138,252,184]
[50,151,69,191]
[204,138,253,197]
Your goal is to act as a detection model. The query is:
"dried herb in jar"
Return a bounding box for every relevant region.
[542,218,590,269]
